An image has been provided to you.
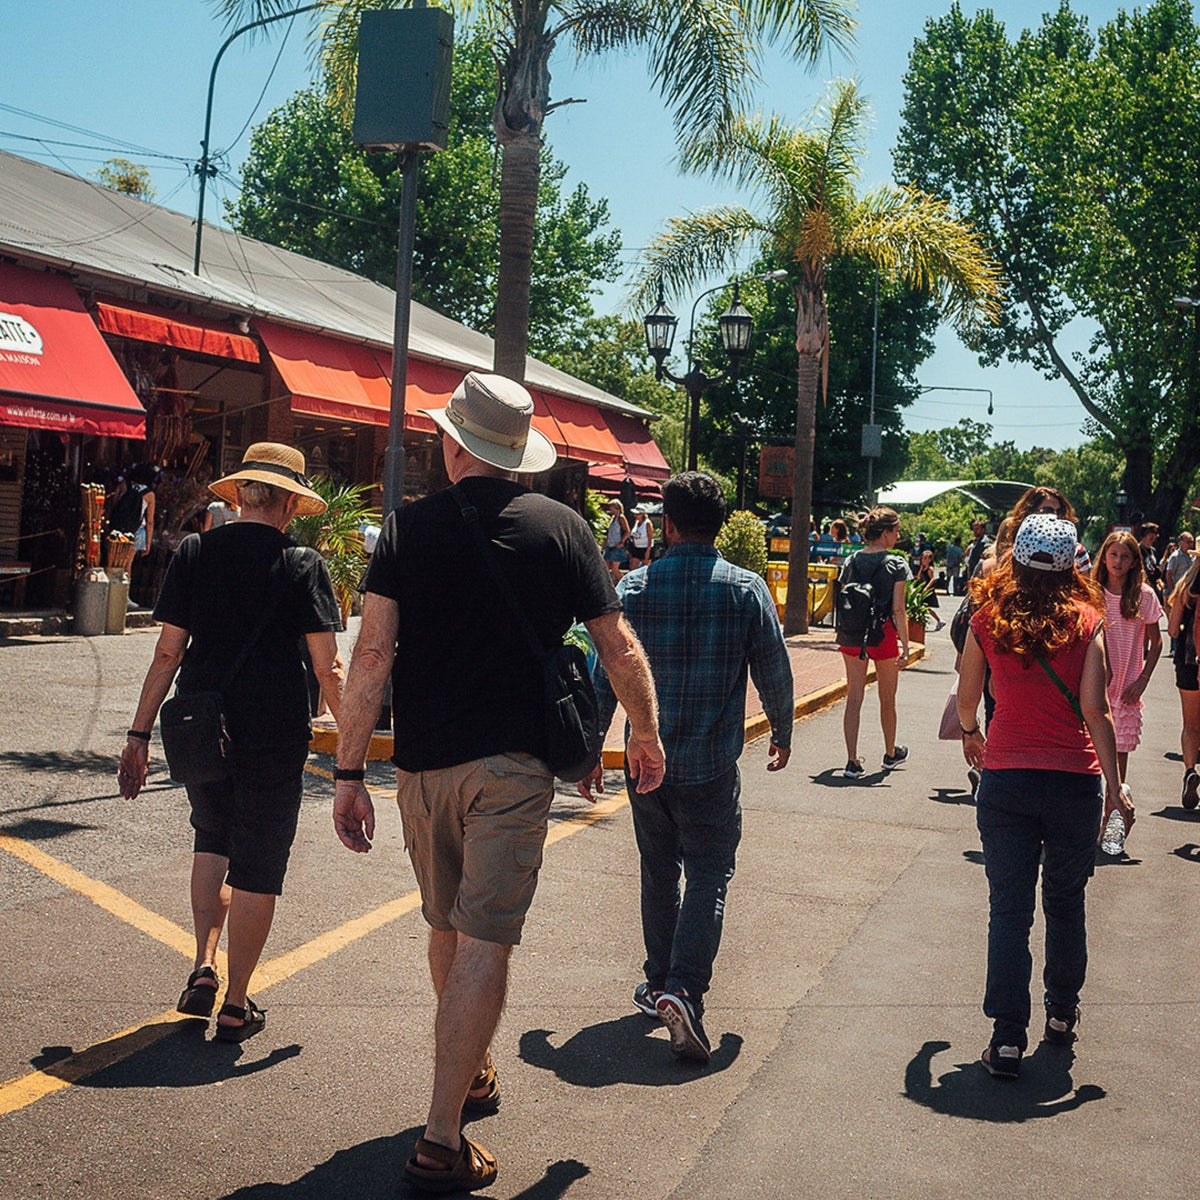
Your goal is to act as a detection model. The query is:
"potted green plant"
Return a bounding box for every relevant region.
[289,477,376,622]
[715,510,769,578]
[905,577,933,646]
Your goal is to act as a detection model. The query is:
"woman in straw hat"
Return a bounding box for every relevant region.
[118,443,345,1042]
[958,513,1128,1080]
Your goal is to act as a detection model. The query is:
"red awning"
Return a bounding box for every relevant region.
[255,320,436,433]
[537,392,623,466]
[589,463,665,493]
[0,263,145,438]
[604,410,671,480]
[95,299,260,363]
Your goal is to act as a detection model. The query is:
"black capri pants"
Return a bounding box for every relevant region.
[186,742,310,895]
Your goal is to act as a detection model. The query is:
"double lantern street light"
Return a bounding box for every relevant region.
[643,271,788,471]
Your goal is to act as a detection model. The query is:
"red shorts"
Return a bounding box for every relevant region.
[839,620,900,662]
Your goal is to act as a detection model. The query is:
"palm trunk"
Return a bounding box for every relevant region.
[494,133,541,381]
[492,19,553,383]
[784,270,827,636]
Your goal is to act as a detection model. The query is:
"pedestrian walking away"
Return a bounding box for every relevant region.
[835,505,911,780]
[117,444,345,1043]
[945,535,964,596]
[585,472,793,1064]
[957,513,1129,1080]
[332,372,665,1195]
[1092,531,1163,794]
[1166,556,1200,809]
[1163,531,1195,658]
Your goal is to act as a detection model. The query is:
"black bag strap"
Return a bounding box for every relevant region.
[1034,652,1085,723]
[448,484,551,667]
[214,549,303,695]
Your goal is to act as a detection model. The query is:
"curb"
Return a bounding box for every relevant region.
[306,642,928,766]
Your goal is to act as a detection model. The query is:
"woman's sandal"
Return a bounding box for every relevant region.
[461,1061,502,1116]
[213,999,267,1043]
[176,966,220,1017]
[404,1135,497,1194]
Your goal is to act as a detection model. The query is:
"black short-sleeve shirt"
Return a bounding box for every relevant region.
[362,477,620,772]
[153,523,343,748]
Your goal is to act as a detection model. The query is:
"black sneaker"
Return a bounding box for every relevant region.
[1183,769,1200,810]
[1043,1007,1080,1046]
[656,992,711,1062]
[843,759,866,780]
[632,982,663,1018]
[967,767,981,799]
[882,745,910,771]
[981,1043,1022,1079]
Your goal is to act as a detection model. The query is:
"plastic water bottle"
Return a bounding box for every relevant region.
[1101,786,1131,855]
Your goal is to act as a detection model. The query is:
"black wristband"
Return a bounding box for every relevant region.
[127,729,151,742]
[333,767,365,782]
[960,725,980,737]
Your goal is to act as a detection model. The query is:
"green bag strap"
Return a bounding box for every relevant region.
[1034,653,1085,724]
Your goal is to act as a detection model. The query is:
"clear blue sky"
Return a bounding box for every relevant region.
[1,0,1125,452]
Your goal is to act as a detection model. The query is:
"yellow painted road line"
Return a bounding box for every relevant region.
[0,834,196,961]
[0,789,630,1117]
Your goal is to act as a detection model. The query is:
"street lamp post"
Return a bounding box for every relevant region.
[193,2,325,276]
[644,271,787,471]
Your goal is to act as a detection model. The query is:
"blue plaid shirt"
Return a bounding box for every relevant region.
[596,543,793,785]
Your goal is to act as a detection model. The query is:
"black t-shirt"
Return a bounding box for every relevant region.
[153,523,343,748]
[362,477,620,772]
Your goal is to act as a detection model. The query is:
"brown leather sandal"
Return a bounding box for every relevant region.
[461,1061,501,1116]
[404,1134,497,1194]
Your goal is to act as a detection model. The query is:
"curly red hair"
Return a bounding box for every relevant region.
[969,556,1102,658]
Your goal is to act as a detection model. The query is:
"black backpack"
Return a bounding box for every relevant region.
[835,555,890,659]
[110,481,147,533]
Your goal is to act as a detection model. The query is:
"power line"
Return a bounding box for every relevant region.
[0,102,177,160]
[216,16,297,157]
[0,129,192,163]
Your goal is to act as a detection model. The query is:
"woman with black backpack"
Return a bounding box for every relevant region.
[835,506,911,780]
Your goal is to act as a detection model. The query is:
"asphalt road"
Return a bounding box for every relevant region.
[1,624,1198,1199]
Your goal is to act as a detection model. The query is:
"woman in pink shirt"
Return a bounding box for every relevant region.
[957,514,1127,1080]
[1092,531,1163,786]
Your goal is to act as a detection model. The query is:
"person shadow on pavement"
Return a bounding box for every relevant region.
[220,1128,589,1200]
[904,1040,1105,1122]
[1172,843,1200,863]
[519,1014,742,1086]
[37,1019,301,1091]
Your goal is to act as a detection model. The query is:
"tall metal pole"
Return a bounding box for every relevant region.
[867,270,879,505]
[382,149,420,518]
[193,2,325,276]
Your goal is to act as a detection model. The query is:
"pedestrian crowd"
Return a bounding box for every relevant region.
[115,385,1198,1191]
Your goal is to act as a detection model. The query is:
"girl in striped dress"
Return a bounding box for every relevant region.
[1093,531,1164,784]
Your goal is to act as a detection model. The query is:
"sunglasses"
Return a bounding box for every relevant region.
[1036,504,1066,517]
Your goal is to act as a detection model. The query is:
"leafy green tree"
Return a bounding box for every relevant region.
[699,257,939,509]
[896,0,1200,534]
[227,33,620,356]
[214,0,855,381]
[897,490,980,555]
[91,158,156,200]
[637,81,1001,633]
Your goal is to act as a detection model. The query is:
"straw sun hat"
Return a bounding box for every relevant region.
[209,443,327,516]
[422,372,556,474]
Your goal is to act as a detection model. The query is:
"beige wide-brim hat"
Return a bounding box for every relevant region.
[422,372,557,474]
[209,443,327,516]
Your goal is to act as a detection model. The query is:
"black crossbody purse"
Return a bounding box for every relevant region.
[449,485,600,783]
[159,554,299,785]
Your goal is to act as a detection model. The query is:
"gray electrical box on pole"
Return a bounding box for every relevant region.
[353,8,454,152]
[861,423,882,458]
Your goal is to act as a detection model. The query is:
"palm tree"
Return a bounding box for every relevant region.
[636,81,1002,633]
[211,1,855,381]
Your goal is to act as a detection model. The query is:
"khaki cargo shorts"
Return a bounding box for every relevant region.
[396,751,555,945]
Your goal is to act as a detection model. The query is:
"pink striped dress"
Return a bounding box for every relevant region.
[1103,583,1164,752]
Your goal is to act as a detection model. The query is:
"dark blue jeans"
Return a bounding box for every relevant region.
[627,764,742,1006]
[975,769,1103,1050]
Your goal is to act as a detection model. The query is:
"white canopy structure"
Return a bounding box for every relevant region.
[875,480,1034,511]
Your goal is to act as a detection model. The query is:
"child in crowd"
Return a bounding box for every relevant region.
[1092,531,1164,788]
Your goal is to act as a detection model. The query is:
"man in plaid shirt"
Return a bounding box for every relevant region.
[585,472,793,1062]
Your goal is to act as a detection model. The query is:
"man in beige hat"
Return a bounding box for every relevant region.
[119,443,345,1042]
[334,372,665,1193]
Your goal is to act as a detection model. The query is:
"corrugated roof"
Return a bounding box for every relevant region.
[0,150,652,419]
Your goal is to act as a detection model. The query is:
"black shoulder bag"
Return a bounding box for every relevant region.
[159,553,300,785]
[449,485,600,782]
